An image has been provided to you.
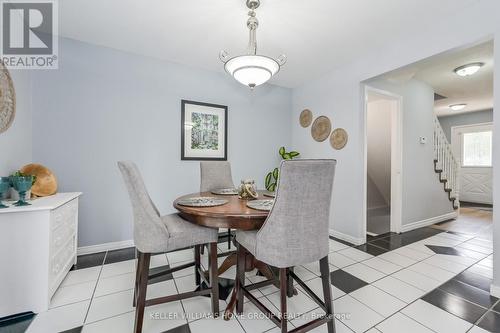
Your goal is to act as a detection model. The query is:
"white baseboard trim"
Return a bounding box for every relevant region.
[329,229,364,246]
[491,284,500,298]
[400,211,458,233]
[77,239,135,255]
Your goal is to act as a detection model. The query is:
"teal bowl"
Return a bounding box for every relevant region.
[0,177,10,194]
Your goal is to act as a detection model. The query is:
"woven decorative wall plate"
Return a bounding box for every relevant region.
[299,109,313,128]
[0,62,15,134]
[311,116,332,142]
[330,128,348,150]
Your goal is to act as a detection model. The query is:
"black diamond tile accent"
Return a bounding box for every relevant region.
[453,271,493,293]
[493,302,500,313]
[438,279,498,309]
[425,245,461,256]
[0,312,35,333]
[196,277,235,301]
[422,289,487,324]
[148,265,174,284]
[477,311,500,332]
[163,323,191,333]
[330,270,368,294]
[104,247,137,264]
[355,243,388,256]
[59,326,83,333]
[72,252,106,270]
[328,236,355,247]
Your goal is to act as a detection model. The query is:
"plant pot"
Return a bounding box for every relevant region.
[10,188,32,201]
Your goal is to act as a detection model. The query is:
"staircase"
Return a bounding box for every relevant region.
[433,117,460,210]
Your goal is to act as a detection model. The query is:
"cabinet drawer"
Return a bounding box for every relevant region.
[50,199,78,231]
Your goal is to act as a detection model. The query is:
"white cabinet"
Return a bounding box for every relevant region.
[0,193,82,317]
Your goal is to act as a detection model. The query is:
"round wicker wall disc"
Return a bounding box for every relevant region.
[0,61,16,134]
[330,128,348,150]
[299,109,313,128]
[20,163,58,197]
[311,116,332,142]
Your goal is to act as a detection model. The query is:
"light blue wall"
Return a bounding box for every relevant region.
[31,38,292,247]
[438,109,493,142]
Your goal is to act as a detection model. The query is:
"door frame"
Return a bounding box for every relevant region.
[363,86,403,240]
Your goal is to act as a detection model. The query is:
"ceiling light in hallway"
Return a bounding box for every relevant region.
[449,104,467,111]
[454,62,484,77]
[219,0,286,89]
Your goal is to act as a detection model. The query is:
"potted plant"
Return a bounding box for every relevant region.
[9,171,36,200]
[264,147,300,192]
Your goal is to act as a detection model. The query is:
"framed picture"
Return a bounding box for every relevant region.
[181,100,228,161]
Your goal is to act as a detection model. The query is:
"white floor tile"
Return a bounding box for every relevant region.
[82,311,134,333]
[182,296,226,321]
[363,257,403,275]
[94,272,135,297]
[378,252,417,268]
[376,312,434,333]
[467,265,493,279]
[333,295,384,333]
[146,279,178,300]
[393,246,432,261]
[407,262,456,282]
[298,277,345,300]
[26,301,90,333]
[422,256,468,274]
[468,325,492,333]
[100,260,136,278]
[391,269,441,292]
[457,248,489,260]
[235,296,278,332]
[338,247,373,262]
[372,276,426,303]
[50,280,96,308]
[328,253,356,268]
[401,300,473,333]
[293,265,318,281]
[350,285,406,317]
[457,243,493,255]
[434,254,478,266]
[290,308,354,333]
[329,240,351,252]
[267,289,319,318]
[171,259,197,278]
[142,301,186,332]
[405,242,437,255]
[174,274,198,294]
[421,235,462,247]
[86,289,135,324]
[343,263,386,283]
[189,316,245,333]
[149,254,168,268]
[247,274,280,296]
[167,248,194,264]
[62,267,101,287]
[366,329,382,333]
[466,238,493,249]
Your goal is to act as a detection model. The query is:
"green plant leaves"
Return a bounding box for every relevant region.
[272,168,279,180]
[265,172,272,189]
[264,146,300,192]
[279,146,286,157]
[289,151,300,158]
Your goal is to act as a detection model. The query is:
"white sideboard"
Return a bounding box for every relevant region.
[0,192,82,317]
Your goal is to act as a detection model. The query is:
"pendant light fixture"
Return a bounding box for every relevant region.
[219,0,286,89]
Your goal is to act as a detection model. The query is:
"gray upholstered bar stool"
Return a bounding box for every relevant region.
[234,159,337,333]
[200,161,236,250]
[118,161,220,333]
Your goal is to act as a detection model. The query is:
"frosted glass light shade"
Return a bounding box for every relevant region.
[454,63,484,77]
[224,55,280,88]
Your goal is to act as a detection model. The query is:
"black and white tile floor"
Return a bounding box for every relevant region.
[1,227,497,333]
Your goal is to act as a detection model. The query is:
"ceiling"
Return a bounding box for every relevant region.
[58,0,480,88]
[383,41,494,116]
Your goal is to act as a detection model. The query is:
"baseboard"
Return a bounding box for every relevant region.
[77,239,135,255]
[329,229,364,246]
[490,284,500,298]
[400,211,458,233]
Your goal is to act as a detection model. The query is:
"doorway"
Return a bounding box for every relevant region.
[451,123,493,205]
[364,87,403,237]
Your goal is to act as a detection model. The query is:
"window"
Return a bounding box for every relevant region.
[462,131,492,167]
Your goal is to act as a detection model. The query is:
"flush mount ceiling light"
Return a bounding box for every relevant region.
[219,0,286,89]
[449,104,467,111]
[454,62,484,77]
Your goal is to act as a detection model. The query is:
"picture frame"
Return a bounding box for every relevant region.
[181,100,228,161]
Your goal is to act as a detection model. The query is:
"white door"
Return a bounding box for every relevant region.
[451,123,493,204]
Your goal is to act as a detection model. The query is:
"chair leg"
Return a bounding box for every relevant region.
[133,253,143,307]
[194,245,201,285]
[287,267,294,297]
[320,256,335,333]
[280,268,288,333]
[209,242,220,317]
[236,243,245,314]
[227,228,231,249]
[134,251,151,333]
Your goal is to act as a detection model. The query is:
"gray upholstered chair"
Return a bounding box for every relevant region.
[234,159,337,333]
[118,161,220,333]
[200,161,235,250]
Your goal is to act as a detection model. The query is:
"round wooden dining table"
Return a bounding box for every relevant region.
[173,191,286,319]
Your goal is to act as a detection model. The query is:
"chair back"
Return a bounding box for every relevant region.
[256,159,336,267]
[117,161,169,252]
[200,161,235,192]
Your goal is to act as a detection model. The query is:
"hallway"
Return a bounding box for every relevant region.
[432,205,493,241]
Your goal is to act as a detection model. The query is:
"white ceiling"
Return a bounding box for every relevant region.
[58,0,480,88]
[382,41,493,117]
